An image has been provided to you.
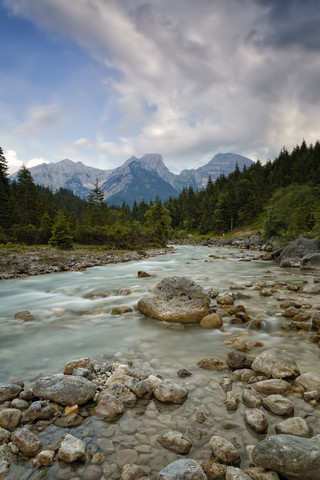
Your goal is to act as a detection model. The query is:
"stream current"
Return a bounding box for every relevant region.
[1,245,320,478]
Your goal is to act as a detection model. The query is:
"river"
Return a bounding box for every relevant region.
[1,245,319,478]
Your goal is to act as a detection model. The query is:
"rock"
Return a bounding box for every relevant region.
[252,434,320,480]
[10,398,29,410]
[252,379,292,394]
[38,449,56,466]
[22,400,54,423]
[111,306,133,315]
[282,307,300,318]
[137,276,210,323]
[200,313,223,328]
[125,377,152,399]
[244,408,268,433]
[225,391,240,411]
[0,384,22,402]
[262,395,294,416]
[303,390,320,402]
[209,435,241,466]
[302,283,320,294]
[73,367,93,380]
[117,463,149,480]
[260,289,273,297]
[12,428,42,456]
[154,381,188,404]
[217,292,234,305]
[251,348,300,379]
[158,430,192,455]
[301,253,320,269]
[219,376,233,393]
[54,413,83,428]
[103,384,137,406]
[0,428,11,445]
[14,311,34,321]
[137,271,151,278]
[227,351,253,370]
[58,433,87,463]
[156,458,207,479]
[0,459,10,478]
[0,408,22,431]
[93,393,125,421]
[275,417,313,438]
[177,369,192,378]
[226,466,251,480]
[83,465,103,480]
[279,237,320,268]
[32,374,96,405]
[280,301,301,309]
[311,315,320,331]
[200,460,226,479]
[295,372,320,391]
[64,358,94,375]
[197,357,226,370]
[244,466,280,479]
[242,386,262,408]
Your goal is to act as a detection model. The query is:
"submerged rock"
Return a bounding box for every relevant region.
[137,276,210,323]
[252,434,320,480]
[58,433,87,463]
[158,430,192,455]
[156,458,207,479]
[154,381,188,404]
[209,435,241,466]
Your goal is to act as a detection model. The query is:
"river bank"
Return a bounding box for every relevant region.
[0,246,173,280]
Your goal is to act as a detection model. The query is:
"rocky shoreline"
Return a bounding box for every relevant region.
[1,346,320,479]
[0,246,173,280]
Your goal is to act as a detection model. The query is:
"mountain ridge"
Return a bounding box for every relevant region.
[10,153,254,205]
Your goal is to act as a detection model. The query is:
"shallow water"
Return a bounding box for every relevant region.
[1,245,320,478]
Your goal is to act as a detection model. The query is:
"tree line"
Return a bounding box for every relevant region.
[0,139,319,248]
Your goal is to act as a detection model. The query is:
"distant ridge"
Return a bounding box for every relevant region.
[10,153,254,205]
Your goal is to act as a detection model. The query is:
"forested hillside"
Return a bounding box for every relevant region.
[0,140,319,249]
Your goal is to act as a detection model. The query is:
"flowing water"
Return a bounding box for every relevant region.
[1,245,319,478]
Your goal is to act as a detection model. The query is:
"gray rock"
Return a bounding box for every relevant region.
[252,434,320,480]
[301,253,320,270]
[0,383,22,402]
[177,369,192,378]
[103,383,137,407]
[32,374,96,405]
[12,427,42,456]
[154,381,188,404]
[275,417,313,438]
[58,433,87,463]
[22,400,54,423]
[295,372,320,391]
[72,367,93,380]
[279,237,319,268]
[158,430,192,455]
[209,435,241,466]
[242,386,262,408]
[0,458,10,478]
[225,391,240,411]
[156,458,207,479]
[302,283,320,294]
[262,395,294,416]
[137,276,210,323]
[226,466,251,479]
[251,348,300,379]
[64,358,94,375]
[244,466,280,479]
[125,377,153,399]
[244,408,268,433]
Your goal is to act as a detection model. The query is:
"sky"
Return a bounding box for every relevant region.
[1,0,320,175]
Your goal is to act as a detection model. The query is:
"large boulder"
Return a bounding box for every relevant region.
[301,253,320,270]
[252,434,320,480]
[137,276,210,323]
[32,374,96,405]
[279,237,320,268]
[251,348,300,379]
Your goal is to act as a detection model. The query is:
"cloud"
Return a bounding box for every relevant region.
[15,103,64,135]
[73,138,89,147]
[4,0,320,170]
[27,157,49,168]
[5,149,23,175]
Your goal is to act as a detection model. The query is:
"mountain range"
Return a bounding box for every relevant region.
[10,153,254,205]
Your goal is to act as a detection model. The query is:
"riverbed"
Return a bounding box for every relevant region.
[1,245,319,478]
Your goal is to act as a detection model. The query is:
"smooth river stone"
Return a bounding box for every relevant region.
[295,372,320,391]
[251,379,292,394]
[251,348,300,379]
[33,374,96,405]
[252,434,320,480]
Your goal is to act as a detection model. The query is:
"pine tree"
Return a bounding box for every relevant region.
[86,180,107,226]
[15,165,40,226]
[0,147,10,228]
[49,211,73,249]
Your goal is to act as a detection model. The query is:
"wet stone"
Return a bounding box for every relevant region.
[0,384,22,402]
[156,458,207,480]
[209,435,241,466]
[262,395,294,416]
[244,408,268,434]
[242,386,262,408]
[12,427,42,456]
[158,430,192,455]
[0,408,22,431]
[58,434,87,463]
[274,417,313,438]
